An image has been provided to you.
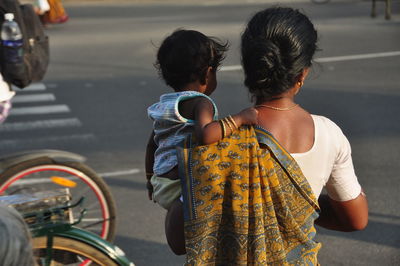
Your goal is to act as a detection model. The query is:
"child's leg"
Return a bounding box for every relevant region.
[150,175,181,210]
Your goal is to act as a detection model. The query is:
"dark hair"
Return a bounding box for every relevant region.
[241,7,318,102]
[155,29,229,90]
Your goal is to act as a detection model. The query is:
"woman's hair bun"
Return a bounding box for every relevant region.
[241,7,318,102]
[242,39,288,99]
[260,40,285,78]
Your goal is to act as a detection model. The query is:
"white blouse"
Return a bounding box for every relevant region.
[291,115,362,201]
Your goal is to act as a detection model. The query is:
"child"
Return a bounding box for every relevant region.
[145,29,258,210]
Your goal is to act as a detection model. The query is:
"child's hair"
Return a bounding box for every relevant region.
[155,29,229,91]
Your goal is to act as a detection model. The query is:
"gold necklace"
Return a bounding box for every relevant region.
[256,103,299,111]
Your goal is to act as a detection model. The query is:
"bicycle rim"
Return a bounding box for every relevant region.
[33,236,119,266]
[0,163,114,240]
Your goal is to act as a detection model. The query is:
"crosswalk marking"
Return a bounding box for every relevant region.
[0,83,95,150]
[12,93,56,103]
[9,104,70,116]
[0,134,96,149]
[0,118,81,132]
[12,83,46,91]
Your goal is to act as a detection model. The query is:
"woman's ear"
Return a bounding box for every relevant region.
[297,68,310,84]
[293,68,310,94]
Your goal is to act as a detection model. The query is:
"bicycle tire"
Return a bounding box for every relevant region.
[0,157,117,241]
[33,236,119,266]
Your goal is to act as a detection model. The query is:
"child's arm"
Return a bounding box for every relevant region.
[145,130,157,200]
[193,98,258,144]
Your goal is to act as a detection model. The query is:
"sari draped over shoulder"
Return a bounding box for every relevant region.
[177,126,321,265]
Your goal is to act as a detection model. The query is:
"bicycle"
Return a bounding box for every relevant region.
[0,149,117,242]
[0,189,134,266]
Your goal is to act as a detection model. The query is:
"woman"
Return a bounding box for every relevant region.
[241,7,368,232]
[164,6,368,263]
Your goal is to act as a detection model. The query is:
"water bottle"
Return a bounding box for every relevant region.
[1,13,23,64]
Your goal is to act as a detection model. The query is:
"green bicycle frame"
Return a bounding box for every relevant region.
[26,198,132,266]
[32,225,133,266]
[57,227,132,265]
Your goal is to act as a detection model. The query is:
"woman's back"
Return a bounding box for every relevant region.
[258,108,362,199]
[257,105,314,154]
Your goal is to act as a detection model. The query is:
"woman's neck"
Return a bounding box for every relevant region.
[256,96,295,105]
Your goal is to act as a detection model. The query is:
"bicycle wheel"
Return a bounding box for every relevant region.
[0,157,116,241]
[33,236,121,266]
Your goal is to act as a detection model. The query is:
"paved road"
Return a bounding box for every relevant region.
[1,0,399,265]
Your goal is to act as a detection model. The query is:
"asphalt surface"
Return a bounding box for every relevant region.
[1,0,399,265]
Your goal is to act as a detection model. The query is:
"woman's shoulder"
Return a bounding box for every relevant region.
[311,114,349,152]
[311,114,344,135]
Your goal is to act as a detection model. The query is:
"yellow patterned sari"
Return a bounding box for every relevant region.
[177,126,321,265]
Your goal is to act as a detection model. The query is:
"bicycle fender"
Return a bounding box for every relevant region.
[0,149,86,171]
[55,227,134,266]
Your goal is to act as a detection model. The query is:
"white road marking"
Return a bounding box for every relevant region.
[12,93,56,103]
[315,51,400,63]
[220,50,400,72]
[9,105,70,116]
[12,83,46,91]
[0,134,96,150]
[46,83,58,89]
[0,118,82,132]
[99,169,141,178]
[0,82,96,153]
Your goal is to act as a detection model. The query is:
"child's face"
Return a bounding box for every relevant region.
[204,69,217,96]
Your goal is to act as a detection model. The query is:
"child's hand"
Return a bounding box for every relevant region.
[236,107,258,125]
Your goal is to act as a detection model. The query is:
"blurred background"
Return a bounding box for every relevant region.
[1,0,399,265]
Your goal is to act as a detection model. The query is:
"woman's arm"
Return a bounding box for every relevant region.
[315,191,368,231]
[145,130,156,200]
[315,120,368,231]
